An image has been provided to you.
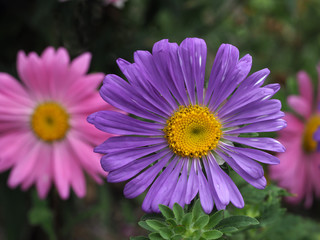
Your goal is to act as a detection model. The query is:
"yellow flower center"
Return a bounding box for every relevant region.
[303,114,320,152]
[31,102,70,142]
[163,105,222,158]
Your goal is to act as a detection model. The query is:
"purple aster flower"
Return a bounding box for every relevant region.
[88,38,286,213]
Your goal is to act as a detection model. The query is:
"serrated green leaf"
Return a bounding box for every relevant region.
[205,210,224,229]
[216,215,259,229]
[171,235,183,240]
[202,230,223,239]
[193,215,210,229]
[181,212,192,227]
[141,213,164,221]
[159,227,173,239]
[149,232,163,240]
[146,219,167,231]
[173,203,184,223]
[174,225,186,235]
[159,204,175,219]
[191,230,202,240]
[138,221,156,232]
[130,236,149,240]
[166,218,177,227]
[219,226,238,233]
[192,199,204,221]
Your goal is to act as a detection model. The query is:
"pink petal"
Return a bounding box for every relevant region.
[0,73,32,106]
[67,131,105,183]
[0,131,35,172]
[70,52,92,75]
[53,141,71,199]
[287,96,311,119]
[69,156,86,198]
[8,137,41,187]
[70,117,111,145]
[297,71,313,108]
[36,144,53,199]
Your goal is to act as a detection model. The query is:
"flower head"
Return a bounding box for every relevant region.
[270,67,320,208]
[0,47,114,199]
[89,38,285,213]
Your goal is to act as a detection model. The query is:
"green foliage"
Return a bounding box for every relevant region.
[28,191,56,240]
[133,200,259,240]
[227,172,320,239]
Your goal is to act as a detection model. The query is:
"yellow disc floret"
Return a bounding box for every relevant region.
[31,102,70,142]
[303,114,320,152]
[163,105,222,158]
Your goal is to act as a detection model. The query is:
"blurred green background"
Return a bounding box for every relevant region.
[1,0,320,239]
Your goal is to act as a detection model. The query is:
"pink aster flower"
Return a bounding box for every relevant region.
[0,47,114,199]
[269,66,320,208]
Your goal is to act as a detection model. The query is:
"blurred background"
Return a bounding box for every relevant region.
[1,0,320,239]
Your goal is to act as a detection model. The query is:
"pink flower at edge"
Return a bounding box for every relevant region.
[269,66,320,208]
[0,47,115,199]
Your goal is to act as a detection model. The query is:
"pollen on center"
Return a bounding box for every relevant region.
[163,105,222,158]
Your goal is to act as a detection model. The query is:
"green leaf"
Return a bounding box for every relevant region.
[166,218,178,227]
[138,221,156,232]
[28,192,56,240]
[205,210,224,229]
[219,227,238,233]
[146,219,167,231]
[202,230,223,239]
[181,212,193,227]
[130,236,149,240]
[159,227,173,239]
[148,232,163,240]
[192,199,204,221]
[159,204,175,219]
[173,203,184,223]
[216,215,259,229]
[173,225,186,235]
[171,235,183,240]
[193,215,210,229]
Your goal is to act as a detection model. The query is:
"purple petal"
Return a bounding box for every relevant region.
[209,54,252,111]
[95,136,166,154]
[107,150,170,182]
[223,111,285,128]
[142,158,178,213]
[123,152,172,198]
[264,83,280,93]
[88,111,163,136]
[101,74,169,122]
[224,136,286,152]
[204,155,229,205]
[224,175,244,208]
[222,148,265,179]
[217,151,267,189]
[134,50,178,109]
[169,160,188,208]
[178,38,207,104]
[185,160,199,204]
[152,39,188,105]
[227,146,280,165]
[205,44,239,105]
[101,143,167,172]
[151,159,184,212]
[197,160,214,213]
[223,99,282,125]
[218,87,274,119]
[224,119,287,134]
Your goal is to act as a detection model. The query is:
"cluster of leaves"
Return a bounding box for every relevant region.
[132,200,259,240]
[227,172,320,240]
